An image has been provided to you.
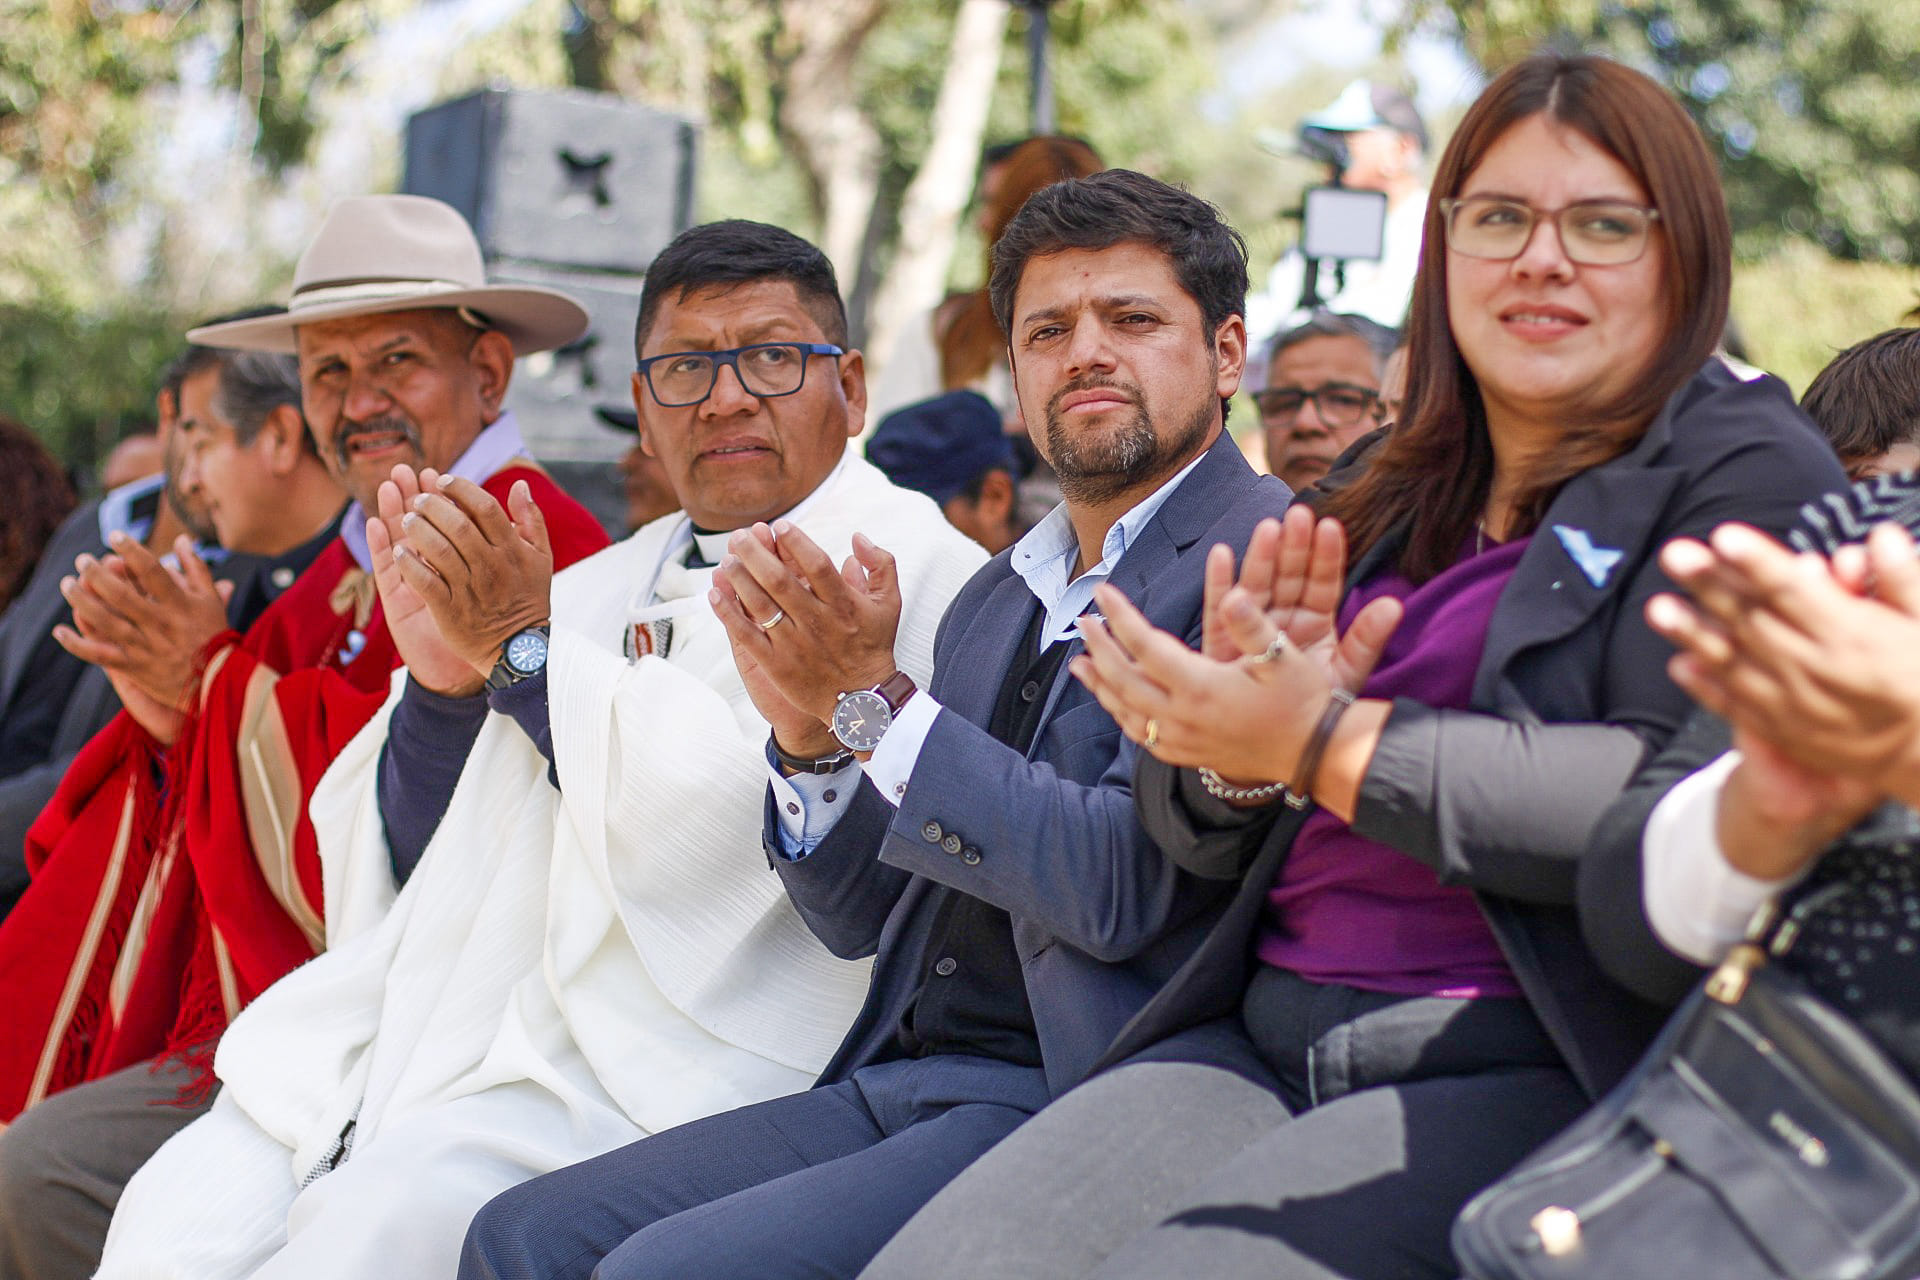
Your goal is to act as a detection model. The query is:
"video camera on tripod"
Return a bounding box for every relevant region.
[1282,81,1426,314]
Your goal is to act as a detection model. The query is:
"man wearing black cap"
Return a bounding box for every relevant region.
[865,390,1026,554]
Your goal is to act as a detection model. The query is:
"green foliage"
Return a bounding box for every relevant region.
[1732,241,1920,394]
[1594,2,1920,262]
[1411,0,1920,262]
[0,0,181,307]
[0,303,183,468]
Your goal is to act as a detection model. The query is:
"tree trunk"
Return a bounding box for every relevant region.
[863,0,1011,383]
[776,0,890,292]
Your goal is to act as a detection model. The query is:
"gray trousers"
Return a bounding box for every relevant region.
[0,1056,213,1280]
[862,970,1590,1280]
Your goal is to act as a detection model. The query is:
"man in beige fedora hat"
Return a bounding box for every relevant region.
[0,194,609,1280]
[87,217,985,1280]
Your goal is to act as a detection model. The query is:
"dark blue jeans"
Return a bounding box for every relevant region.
[1241,965,1564,1110]
[458,1054,1050,1280]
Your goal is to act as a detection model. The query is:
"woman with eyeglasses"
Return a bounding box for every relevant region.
[854,55,1849,1280]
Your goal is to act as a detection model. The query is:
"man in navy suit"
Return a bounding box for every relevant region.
[459,169,1289,1280]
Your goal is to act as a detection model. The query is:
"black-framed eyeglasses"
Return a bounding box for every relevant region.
[1253,383,1380,429]
[1439,197,1662,266]
[634,342,845,407]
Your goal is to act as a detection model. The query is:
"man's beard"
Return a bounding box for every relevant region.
[160,436,218,544]
[1043,377,1214,506]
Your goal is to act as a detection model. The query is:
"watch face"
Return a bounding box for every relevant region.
[832,689,893,752]
[505,629,549,675]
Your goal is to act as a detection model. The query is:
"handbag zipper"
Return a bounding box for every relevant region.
[1707,883,1851,1005]
[1706,942,1765,1005]
[1525,1141,1675,1256]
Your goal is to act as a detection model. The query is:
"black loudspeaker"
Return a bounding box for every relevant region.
[403,88,697,275]
[402,87,697,536]
[491,260,641,447]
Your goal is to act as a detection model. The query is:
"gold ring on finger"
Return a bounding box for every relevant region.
[755,608,786,633]
[1144,718,1160,750]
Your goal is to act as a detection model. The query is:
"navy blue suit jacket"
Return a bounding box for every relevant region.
[765,432,1289,1097]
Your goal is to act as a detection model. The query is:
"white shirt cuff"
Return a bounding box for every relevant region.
[1641,749,1811,965]
[768,760,864,859]
[864,691,943,809]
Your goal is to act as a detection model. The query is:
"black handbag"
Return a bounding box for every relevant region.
[1453,883,1920,1280]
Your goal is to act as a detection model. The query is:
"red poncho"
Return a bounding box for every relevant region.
[0,464,608,1117]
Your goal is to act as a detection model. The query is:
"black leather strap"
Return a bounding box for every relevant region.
[772,735,857,776]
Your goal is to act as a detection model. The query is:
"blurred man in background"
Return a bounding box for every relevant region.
[1246,80,1429,347]
[1800,326,1920,479]
[97,434,162,492]
[866,390,1026,554]
[1253,312,1395,492]
[0,326,318,925]
[595,405,684,532]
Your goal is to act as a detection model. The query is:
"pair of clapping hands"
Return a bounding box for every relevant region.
[1070,505,1403,818]
[1648,522,1920,880]
[366,467,554,698]
[706,522,904,763]
[54,534,236,744]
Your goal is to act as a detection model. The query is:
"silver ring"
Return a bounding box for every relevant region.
[755,608,786,633]
[1144,718,1160,749]
[1247,632,1291,665]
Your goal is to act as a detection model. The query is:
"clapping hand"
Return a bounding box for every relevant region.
[709,522,902,758]
[367,465,483,695]
[1069,509,1400,809]
[383,468,553,683]
[53,535,234,743]
[1649,521,1920,809]
[1647,521,1920,872]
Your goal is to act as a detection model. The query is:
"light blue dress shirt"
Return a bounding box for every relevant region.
[770,450,1209,856]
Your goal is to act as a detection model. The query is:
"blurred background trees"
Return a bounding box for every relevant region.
[5,0,1918,481]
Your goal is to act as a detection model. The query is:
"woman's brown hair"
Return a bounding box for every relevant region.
[939,136,1104,390]
[0,415,77,611]
[1320,54,1732,582]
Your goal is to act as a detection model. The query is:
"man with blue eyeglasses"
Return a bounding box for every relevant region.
[88,219,983,1280]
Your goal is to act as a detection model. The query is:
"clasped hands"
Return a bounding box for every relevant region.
[53,533,235,744]
[1069,504,1402,816]
[707,521,903,762]
[1647,520,1920,878]
[366,465,553,697]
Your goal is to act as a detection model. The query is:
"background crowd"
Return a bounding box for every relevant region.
[3,11,1920,1280]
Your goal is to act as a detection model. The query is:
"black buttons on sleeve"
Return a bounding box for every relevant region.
[920,819,981,864]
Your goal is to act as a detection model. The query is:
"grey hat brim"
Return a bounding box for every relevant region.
[186,284,590,356]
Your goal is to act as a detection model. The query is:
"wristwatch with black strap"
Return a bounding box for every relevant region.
[484,624,551,693]
[772,736,857,775]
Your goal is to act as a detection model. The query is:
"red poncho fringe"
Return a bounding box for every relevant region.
[0,466,608,1117]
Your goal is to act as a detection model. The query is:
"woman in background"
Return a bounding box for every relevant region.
[868,136,1104,526]
[0,416,76,614]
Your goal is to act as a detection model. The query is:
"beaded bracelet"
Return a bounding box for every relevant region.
[1196,767,1289,805]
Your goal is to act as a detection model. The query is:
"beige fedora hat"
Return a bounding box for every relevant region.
[187,194,589,356]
